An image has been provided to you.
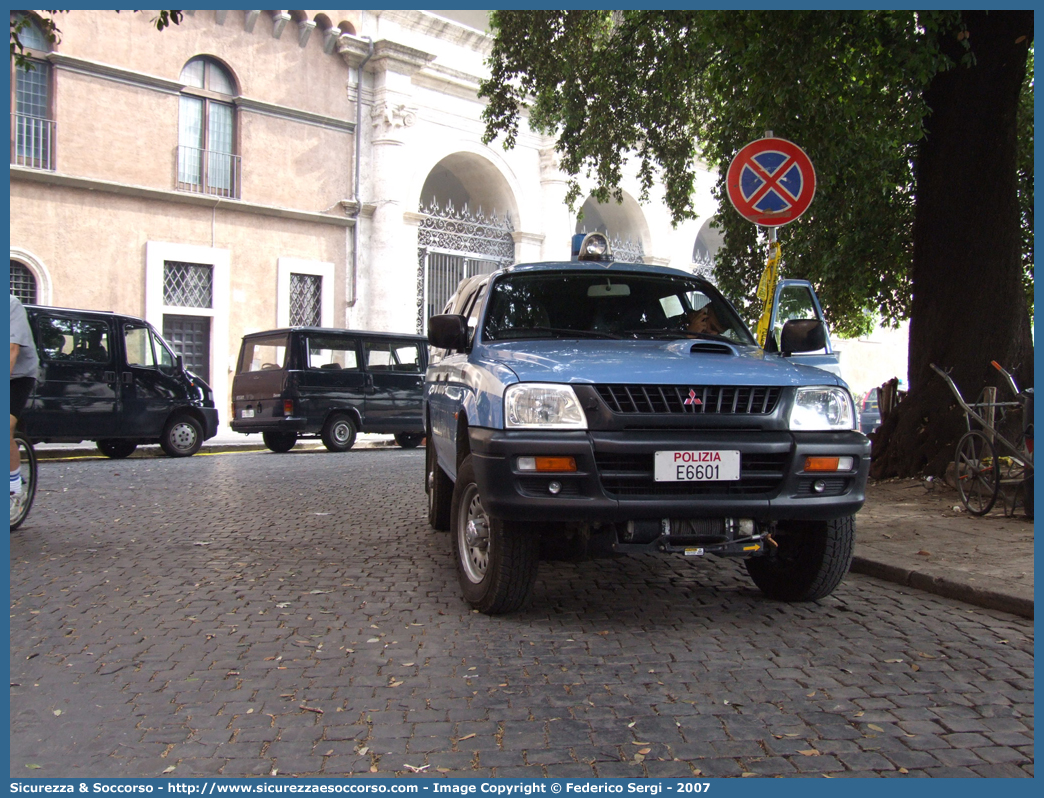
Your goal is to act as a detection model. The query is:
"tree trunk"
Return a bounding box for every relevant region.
[872,11,1034,479]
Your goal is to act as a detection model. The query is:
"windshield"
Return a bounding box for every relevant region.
[482,272,756,345]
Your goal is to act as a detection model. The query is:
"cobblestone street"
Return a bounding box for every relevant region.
[9,449,1034,778]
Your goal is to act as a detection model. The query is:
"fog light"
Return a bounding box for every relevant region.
[548,481,562,495]
[813,479,827,493]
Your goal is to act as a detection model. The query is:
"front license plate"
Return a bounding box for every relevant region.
[241,408,254,419]
[654,450,740,482]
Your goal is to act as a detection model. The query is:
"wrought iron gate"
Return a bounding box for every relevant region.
[417,199,515,333]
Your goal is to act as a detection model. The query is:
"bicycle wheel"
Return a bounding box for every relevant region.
[11,432,37,531]
[955,430,999,516]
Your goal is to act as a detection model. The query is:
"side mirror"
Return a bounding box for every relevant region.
[428,314,468,351]
[779,319,827,355]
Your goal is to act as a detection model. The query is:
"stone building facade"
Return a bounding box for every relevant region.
[7,9,740,430]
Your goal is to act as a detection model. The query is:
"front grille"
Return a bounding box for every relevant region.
[596,451,789,497]
[596,384,781,415]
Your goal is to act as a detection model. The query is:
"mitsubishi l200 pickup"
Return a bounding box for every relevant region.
[424,233,870,614]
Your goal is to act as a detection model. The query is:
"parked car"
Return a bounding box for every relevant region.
[859,388,881,434]
[230,327,427,452]
[20,305,219,457]
[425,233,870,614]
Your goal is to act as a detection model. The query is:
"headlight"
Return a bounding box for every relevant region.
[504,383,588,429]
[789,386,855,431]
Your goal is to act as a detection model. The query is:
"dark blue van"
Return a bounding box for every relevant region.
[230,327,427,452]
[21,305,219,457]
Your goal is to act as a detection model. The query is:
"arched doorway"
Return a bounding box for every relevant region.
[417,154,518,332]
[575,193,649,263]
[692,216,724,282]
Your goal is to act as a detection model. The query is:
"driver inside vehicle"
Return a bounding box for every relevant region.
[685,304,726,336]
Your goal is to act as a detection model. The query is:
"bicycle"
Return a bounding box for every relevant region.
[931,362,1033,517]
[10,430,37,530]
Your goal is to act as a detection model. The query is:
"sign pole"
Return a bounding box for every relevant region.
[726,130,815,347]
[754,225,781,347]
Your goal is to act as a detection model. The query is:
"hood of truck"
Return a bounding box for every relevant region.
[478,338,844,388]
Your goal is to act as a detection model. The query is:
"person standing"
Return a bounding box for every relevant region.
[10,294,39,521]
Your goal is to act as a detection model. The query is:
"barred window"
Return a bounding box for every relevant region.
[163,261,213,309]
[10,261,37,305]
[290,273,322,327]
[11,13,55,170]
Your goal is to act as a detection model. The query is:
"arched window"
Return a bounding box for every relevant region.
[177,56,240,198]
[10,13,55,170]
[10,261,38,305]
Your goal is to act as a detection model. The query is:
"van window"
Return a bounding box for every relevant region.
[365,340,423,373]
[239,334,289,373]
[36,316,111,363]
[306,335,359,371]
[153,330,177,369]
[124,325,155,367]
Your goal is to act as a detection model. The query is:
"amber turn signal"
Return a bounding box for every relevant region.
[804,456,854,472]
[517,456,577,472]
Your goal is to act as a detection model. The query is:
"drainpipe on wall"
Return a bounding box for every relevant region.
[347,36,374,308]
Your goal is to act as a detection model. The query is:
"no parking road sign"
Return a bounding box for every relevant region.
[726,137,816,227]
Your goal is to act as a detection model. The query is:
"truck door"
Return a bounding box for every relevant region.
[24,312,118,440]
[767,279,842,378]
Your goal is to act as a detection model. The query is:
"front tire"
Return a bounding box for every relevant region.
[97,439,138,459]
[452,455,538,615]
[745,516,855,601]
[395,432,424,449]
[426,438,452,531]
[321,414,357,452]
[262,431,297,453]
[160,414,203,457]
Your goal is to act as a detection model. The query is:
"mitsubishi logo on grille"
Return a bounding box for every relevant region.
[683,389,703,406]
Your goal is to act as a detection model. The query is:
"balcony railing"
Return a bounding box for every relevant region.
[11,113,56,170]
[175,145,241,199]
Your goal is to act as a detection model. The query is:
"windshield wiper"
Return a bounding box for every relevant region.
[618,328,686,339]
[492,327,622,340]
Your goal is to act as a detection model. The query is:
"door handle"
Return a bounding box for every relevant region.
[121,372,133,385]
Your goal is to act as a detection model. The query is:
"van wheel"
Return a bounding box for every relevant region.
[97,440,137,459]
[394,433,424,449]
[426,439,452,531]
[452,455,538,614]
[262,431,297,453]
[321,414,357,452]
[745,516,855,601]
[160,414,203,457]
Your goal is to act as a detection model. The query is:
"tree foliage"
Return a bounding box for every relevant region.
[480,11,1031,339]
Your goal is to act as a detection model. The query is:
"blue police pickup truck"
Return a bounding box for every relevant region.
[424,233,870,614]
